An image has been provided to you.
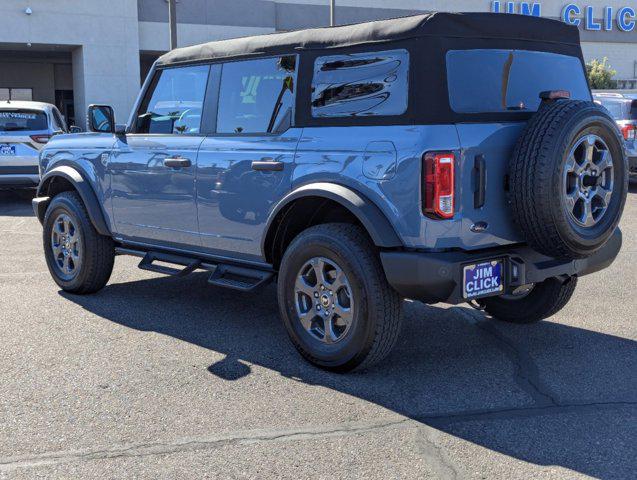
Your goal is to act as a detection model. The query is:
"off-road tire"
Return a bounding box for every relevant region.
[43,191,114,294]
[509,100,628,259]
[481,276,577,324]
[277,223,402,372]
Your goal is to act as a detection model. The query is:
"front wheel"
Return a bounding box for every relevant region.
[480,276,578,324]
[277,223,402,372]
[43,191,114,294]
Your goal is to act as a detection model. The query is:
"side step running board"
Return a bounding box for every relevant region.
[115,247,274,292]
[138,252,202,277]
[208,265,274,292]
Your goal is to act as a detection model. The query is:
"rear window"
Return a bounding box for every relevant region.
[0,110,48,132]
[446,50,591,114]
[595,98,637,120]
[596,100,625,120]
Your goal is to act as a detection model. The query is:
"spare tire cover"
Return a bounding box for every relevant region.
[509,100,628,259]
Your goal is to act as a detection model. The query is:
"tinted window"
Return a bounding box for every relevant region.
[216,56,296,134]
[447,50,591,113]
[596,100,625,120]
[52,108,66,131]
[0,110,48,132]
[136,65,210,134]
[311,49,409,118]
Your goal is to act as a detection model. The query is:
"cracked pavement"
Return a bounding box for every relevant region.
[0,187,635,479]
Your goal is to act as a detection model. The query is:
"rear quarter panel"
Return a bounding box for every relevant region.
[294,125,459,248]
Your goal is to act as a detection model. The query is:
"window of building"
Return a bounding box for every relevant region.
[0,88,33,101]
[135,65,210,135]
[216,56,297,134]
[446,49,591,114]
[311,49,409,118]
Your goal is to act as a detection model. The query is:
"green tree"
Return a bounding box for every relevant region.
[586,57,617,89]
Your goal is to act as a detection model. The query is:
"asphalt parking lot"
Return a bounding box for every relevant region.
[0,187,635,479]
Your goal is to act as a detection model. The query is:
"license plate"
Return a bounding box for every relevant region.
[0,144,16,156]
[463,260,505,300]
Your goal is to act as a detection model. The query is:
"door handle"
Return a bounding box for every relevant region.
[251,160,284,171]
[163,156,192,168]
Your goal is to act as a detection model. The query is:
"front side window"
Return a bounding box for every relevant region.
[446,49,591,114]
[0,110,48,132]
[136,65,210,135]
[216,56,297,134]
[311,49,409,118]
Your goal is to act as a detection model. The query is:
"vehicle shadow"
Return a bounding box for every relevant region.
[61,272,636,479]
[0,189,36,216]
[629,181,637,194]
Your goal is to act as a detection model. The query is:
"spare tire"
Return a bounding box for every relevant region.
[509,100,628,259]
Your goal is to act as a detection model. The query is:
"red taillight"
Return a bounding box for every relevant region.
[30,135,51,144]
[423,151,455,219]
[621,125,636,141]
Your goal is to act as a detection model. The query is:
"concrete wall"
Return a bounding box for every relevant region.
[0,0,141,128]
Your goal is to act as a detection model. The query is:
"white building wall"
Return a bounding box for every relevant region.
[581,42,637,79]
[0,0,141,128]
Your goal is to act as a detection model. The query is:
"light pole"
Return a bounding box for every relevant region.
[330,0,335,26]
[168,0,177,50]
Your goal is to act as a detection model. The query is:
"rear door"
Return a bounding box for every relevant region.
[196,55,300,260]
[0,108,49,176]
[109,65,210,247]
[447,49,592,248]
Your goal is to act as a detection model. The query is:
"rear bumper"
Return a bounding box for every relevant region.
[381,228,622,304]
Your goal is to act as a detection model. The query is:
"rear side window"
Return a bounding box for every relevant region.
[0,110,48,132]
[52,108,66,131]
[216,55,297,134]
[311,49,409,118]
[136,65,210,135]
[446,50,591,113]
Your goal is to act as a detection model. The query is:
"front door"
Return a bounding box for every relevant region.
[195,55,299,260]
[109,64,210,247]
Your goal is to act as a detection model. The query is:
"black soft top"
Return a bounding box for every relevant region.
[157,12,580,66]
[156,12,586,126]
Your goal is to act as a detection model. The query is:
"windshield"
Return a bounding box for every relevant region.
[0,109,48,132]
[446,50,591,113]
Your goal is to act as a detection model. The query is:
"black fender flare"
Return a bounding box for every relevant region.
[262,182,403,258]
[36,166,111,236]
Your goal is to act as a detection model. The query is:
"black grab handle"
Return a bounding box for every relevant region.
[474,154,486,209]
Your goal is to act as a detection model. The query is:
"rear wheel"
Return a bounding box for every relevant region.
[277,223,402,372]
[480,276,577,324]
[43,191,114,294]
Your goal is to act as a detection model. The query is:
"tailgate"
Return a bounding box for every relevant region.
[455,122,526,249]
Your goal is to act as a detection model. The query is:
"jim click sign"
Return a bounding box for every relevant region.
[491,2,636,32]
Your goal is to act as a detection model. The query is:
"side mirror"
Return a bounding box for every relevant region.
[69,126,82,134]
[87,104,115,133]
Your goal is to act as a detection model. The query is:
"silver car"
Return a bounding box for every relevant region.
[0,101,70,188]
[593,92,637,182]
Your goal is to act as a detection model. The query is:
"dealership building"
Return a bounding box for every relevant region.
[0,0,636,128]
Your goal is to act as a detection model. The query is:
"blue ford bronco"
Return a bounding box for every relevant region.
[33,13,628,371]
